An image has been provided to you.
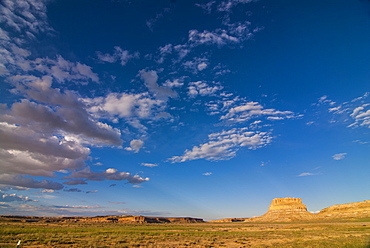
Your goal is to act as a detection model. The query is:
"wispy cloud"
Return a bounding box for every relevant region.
[332,153,347,161]
[141,163,158,167]
[202,172,213,176]
[297,172,318,177]
[321,93,370,129]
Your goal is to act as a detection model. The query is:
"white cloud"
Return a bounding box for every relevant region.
[163,78,184,88]
[220,101,298,123]
[298,172,317,177]
[86,91,171,132]
[217,0,253,12]
[141,163,158,167]
[125,139,144,153]
[188,81,223,98]
[188,29,239,47]
[325,93,370,129]
[197,62,208,71]
[332,153,347,161]
[26,56,100,84]
[202,172,213,176]
[170,128,271,162]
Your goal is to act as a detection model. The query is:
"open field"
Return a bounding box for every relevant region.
[1,218,369,247]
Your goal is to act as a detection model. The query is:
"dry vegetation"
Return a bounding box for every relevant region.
[1,218,369,247]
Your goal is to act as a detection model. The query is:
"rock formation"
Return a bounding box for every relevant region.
[316,200,370,219]
[0,215,204,224]
[245,197,316,222]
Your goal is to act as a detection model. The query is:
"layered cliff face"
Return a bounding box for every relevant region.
[317,200,370,218]
[245,197,316,222]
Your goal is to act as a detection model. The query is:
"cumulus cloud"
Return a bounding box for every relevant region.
[125,139,144,153]
[65,167,150,184]
[170,128,271,162]
[332,153,347,161]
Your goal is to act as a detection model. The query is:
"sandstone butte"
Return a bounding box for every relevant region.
[1,198,369,224]
[244,197,316,222]
[211,197,370,223]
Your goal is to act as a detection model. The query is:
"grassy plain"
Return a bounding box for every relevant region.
[1,218,369,247]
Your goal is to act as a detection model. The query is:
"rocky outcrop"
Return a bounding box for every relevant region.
[208,218,246,223]
[316,200,370,218]
[0,215,204,224]
[245,197,316,222]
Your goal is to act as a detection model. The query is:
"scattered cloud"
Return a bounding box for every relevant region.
[170,128,271,162]
[220,101,298,123]
[96,46,139,66]
[188,81,223,98]
[188,29,240,47]
[1,192,33,202]
[332,153,347,161]
[321,93,370,129]
[141,163,158,167]
[202,172,213,176]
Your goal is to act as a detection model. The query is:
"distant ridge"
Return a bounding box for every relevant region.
[0,215,204,224]
[316,200,370,219]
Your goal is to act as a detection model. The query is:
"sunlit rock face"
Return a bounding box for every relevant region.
[245,197,316,222]
[317,200,370,218]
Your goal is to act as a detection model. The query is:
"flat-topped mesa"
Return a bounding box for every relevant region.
[245,197,316,222]
[269,197,307,211]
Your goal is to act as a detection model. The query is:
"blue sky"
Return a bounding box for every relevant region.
[0,0,369,220]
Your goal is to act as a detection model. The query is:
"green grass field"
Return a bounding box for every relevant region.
[1,219,369,247]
